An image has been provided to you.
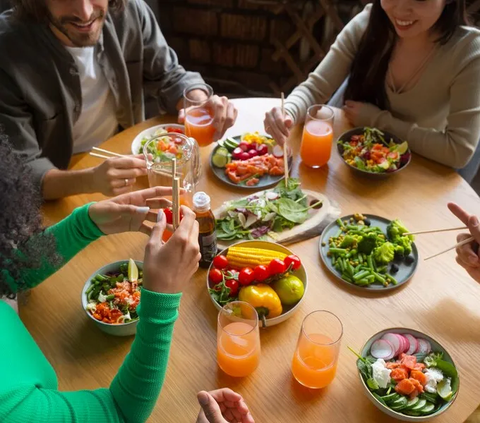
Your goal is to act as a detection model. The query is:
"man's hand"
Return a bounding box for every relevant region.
[196,389,254,423]
[88,154,147,196]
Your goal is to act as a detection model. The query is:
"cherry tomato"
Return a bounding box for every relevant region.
[225,279,239,297]
[163,207,173,224]
[209,269,223,284]
[238,267,254,286]
[285,255,301,270]
[253,265,270,282]
[268,258,286,275]
[213,255,229,270]
[166,126,184,134]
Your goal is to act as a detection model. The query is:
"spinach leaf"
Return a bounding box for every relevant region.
[275,198,308,224]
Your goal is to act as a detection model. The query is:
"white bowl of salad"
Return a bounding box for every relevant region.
[352,328,459,421]
[82,259,143,336]
[131,123,184,155]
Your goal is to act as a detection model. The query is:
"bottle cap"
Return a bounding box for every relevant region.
[193,191,211,212]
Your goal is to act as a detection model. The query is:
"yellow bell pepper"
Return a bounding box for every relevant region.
[238,284,282,319]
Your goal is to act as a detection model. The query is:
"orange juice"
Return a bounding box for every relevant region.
[217,322,260,377]
[292,333,338,389]
[300,120,333,168]
[185,107,215,147]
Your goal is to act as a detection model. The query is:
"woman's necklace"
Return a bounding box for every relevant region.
[388,44,437,94]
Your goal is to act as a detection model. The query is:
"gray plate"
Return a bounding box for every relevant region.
[319,214,418,291]
[210,135,288,189]
[336,127,411,179]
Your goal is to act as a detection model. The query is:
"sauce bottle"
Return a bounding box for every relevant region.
[193,191,217,268]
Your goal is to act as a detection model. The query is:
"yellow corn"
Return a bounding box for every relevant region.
[226,246,287,268]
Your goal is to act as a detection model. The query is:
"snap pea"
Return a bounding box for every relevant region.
[85,284,95,295]
[377,265,387,274]
[347,262,355,278]
[386,273,399,285]
[336,218,345,228]
[338,258,345,273]
[95,274,108,282]
[106,294,115,301]
[330,248,348,255]
[367,255,374,271]
[373,272,386,284]
[331,256,336,266]
[356,278,371,286]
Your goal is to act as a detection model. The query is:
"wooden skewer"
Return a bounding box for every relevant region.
[92,147,124,157]
[89,152,110,160]
[281,92,289,187]
[404,226,468,236]
[424,236,474,261]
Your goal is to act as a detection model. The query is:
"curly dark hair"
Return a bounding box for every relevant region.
[10,0,127,23]
[0,140,58,298]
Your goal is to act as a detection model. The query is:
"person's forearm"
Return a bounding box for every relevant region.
[42,168,95,200]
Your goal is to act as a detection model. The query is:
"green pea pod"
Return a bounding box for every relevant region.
[106,294,115,301]
[353,269,370,281]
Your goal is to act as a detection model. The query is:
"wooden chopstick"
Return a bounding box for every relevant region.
[171,158,180,231]
[404,226,468,236]
[92,147,124,157]
[281,92,289,187]
[424,236,474,261]
[89,152,110,160]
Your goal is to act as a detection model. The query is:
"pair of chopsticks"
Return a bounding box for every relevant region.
[281,92,289,187]
[171,158,180,231]
[89,147,124,160]
[406,225,471,261]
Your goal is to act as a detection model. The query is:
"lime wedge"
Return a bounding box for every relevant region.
[437,378,453,401]
[213,153,229,168]
[128,258,139,282]
[395,141,409,155]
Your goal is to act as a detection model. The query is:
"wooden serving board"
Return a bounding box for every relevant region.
[214,189,341,248]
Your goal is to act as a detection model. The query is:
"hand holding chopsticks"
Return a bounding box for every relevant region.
[171,158,180,231]
[87,146,147,196]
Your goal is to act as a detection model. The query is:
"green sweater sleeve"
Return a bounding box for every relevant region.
[0,289,182,423]
[10,203,104,291]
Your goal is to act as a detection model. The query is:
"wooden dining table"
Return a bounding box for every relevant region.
[33,98,480,422]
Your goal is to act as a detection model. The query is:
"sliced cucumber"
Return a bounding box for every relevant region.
[216,147,230,157]
[381,393,400,404]
[404,397,420,410]
[403,410,422,416]
[419,403,435,415]
[212,153,229,168]
[224,137,239,151]
[410,398,427,412]
[390,396,408,411]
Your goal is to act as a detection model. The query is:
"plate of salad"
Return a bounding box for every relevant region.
[210,132,290,188]
[131,123,185,156]
[214,178,341,247]
[351,328,459,421]
[82,259,142,336]
[319,214,418,290]
[337,127,411,177]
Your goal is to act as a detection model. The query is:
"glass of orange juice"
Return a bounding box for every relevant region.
[184,83,216,147]
[143,133,198,240]
[300,105,335,168]
[292,310,343,389]
[217,301,261,378]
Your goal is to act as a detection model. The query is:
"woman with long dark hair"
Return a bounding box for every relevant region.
[264,0,480,169]
[0,141,253,422]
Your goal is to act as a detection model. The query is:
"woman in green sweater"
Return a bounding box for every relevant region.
[265,0,480,170]
[0,141,254,423]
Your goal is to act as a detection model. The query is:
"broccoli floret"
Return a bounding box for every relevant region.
[396,236,413,255]
[373,242,395,264]
[387,219,414,242]
[358,233,377,255]
[394,244,405,257]
[340,235,362,248]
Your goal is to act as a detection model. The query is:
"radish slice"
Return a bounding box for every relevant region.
[404,334,418,355]
[371,339,395,360]
[397,334,409,353]
[416,338,432,354]
[272,145,284,158]
[381,333,402,357]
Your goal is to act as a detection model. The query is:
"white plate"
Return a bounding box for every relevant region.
[131,123,185,155]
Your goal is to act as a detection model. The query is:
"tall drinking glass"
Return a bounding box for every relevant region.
[217,301,261,378]
[184,83,216,147]
[292,310,343,389]
[300,105,335,168]
[143,133,198,240]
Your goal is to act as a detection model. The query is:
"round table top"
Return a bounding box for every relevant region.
[35,98,480,422]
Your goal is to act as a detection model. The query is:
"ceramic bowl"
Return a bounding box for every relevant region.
[131,123,185,155]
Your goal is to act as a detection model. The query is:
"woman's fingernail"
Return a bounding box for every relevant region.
[471,216,479,227]
[157,210,164,222]
[136,206,150,214]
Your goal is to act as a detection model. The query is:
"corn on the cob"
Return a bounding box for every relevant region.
[226,246,287,268]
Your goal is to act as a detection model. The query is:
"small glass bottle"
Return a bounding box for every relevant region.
[193,191,217,268]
